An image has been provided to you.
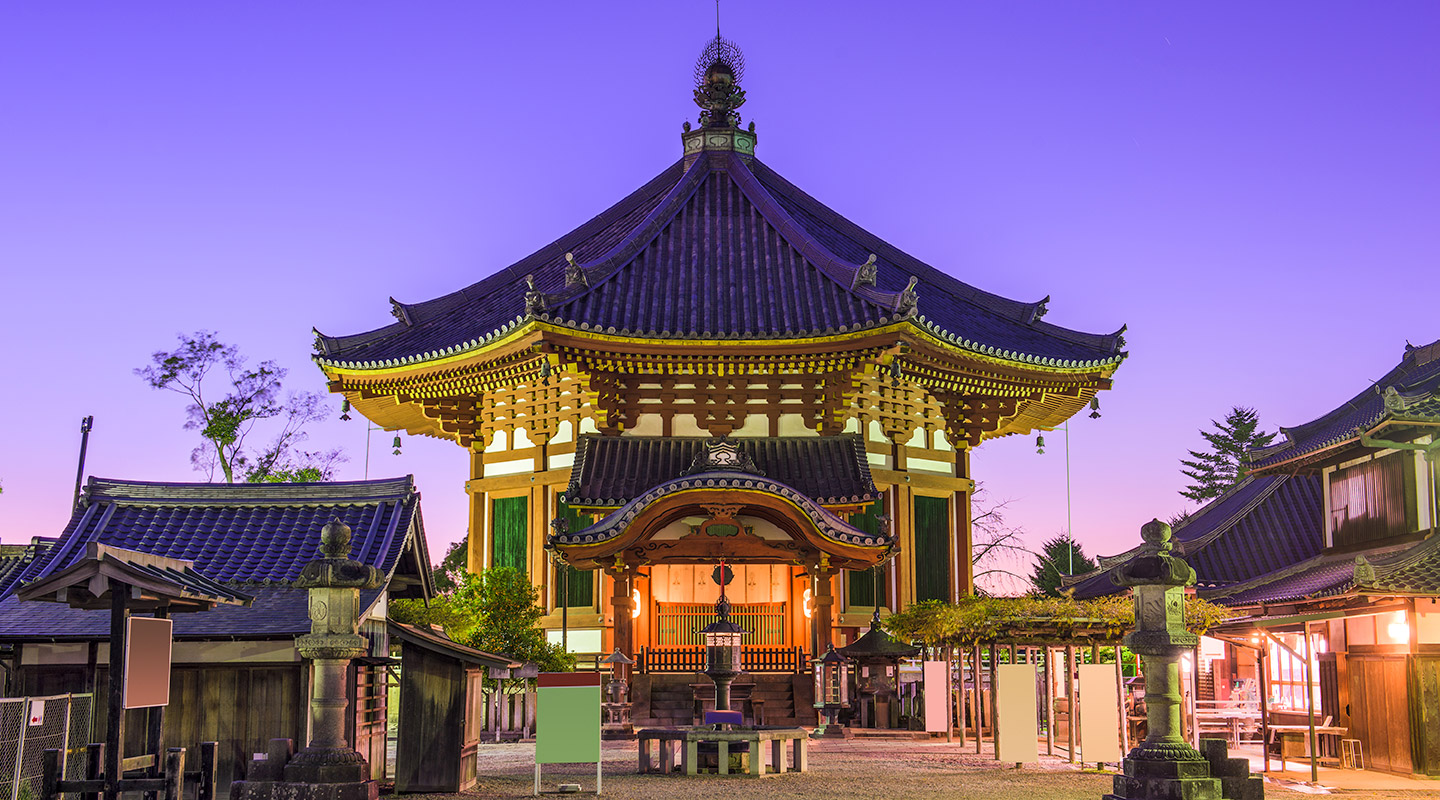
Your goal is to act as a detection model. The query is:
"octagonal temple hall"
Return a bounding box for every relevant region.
[313,37,1126,705]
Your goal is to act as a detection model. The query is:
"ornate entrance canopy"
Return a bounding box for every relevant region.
[548,436,891,571]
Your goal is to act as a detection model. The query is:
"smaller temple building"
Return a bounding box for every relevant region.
[0,477,435,792]
[1076,339,1440,776]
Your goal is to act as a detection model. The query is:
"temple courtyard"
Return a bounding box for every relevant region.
[390,738,1440,799]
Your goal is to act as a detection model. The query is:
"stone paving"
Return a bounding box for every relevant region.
[387,736,1440,800]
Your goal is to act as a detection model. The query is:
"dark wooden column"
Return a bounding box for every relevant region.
[810,566,838,655]
[954,448,974,598]
[105,584,129,800]
[610,568,636,658]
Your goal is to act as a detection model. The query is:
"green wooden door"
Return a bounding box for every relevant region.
[848,499,887,607]
[913,495,950,602]
[492,496,527,572]
[556,496,595,607]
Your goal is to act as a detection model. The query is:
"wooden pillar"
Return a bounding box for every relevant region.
[104,584,130,800]
[467,451,487,573]
[1114,645,1128,756]
[812,566,837,653]
[610,569,634,658]
[956,644,967,746]
[988,644,999,759]
[1303,621,1318,783]
[954,450,974,598]
[1259,646,1270,773]
[972,645,983,754]
[1065,645,1077,763]
[1044,647,1055,757]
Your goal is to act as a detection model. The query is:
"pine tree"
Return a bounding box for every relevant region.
[1179,406,1277,501]
[1030,533,1097,597]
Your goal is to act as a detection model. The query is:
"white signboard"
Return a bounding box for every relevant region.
[996,664,1039,763]
[922,660,949,733]
[1077,663,1123,763]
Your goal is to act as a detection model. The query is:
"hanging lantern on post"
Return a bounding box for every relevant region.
[811,644,851,738]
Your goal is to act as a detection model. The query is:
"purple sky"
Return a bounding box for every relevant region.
[3,3,1437,576]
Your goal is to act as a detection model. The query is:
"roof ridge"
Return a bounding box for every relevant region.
[721,153,908,316]
[536,158,715,312]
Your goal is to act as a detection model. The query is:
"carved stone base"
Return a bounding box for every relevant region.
[808,724,853,739]
[230,779,378,800]
[283,747,370,784]
[1103,738,1263,800]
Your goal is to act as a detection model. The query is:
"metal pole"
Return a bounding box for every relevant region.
[1064,423,1073,575]
[72,416,94,511]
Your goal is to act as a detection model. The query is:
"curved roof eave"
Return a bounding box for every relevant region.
[549,471,894,553]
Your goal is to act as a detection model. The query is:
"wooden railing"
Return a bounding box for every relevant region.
[638,645,807,674]
[656,602,787,646]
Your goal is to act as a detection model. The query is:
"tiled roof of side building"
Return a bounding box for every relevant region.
[1069,474,1323,600]
[1201,539,1420,607]
[314,154,1124,370]
[12,476,430,591]
[1249,340,1440,472]
[0,538,56,598]
[0,477,433,641]
[566,435,878,507]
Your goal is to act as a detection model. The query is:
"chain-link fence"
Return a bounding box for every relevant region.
[0,694,93,800]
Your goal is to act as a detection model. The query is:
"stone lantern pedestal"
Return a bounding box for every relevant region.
[1104,519,1261,800]
[232,519,385,800]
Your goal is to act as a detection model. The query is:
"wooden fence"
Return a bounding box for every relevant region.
[656,602,787,646]
[638,646,807,674]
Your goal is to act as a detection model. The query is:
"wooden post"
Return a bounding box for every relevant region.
[1303,622,1318,783]
[1044,647,1054,757]
[42,749,60,800]
[945,647,954,743]
[162,748,184,800]
[197,742,217,800]
[84,743,105,800]
[972,645,982,755]
[1258,646,1270,773]
[105,583,130,800]
[1114,645,1129,756]
[957,645,968,746]
[989,643,999,759]
[1065,645,1077,763]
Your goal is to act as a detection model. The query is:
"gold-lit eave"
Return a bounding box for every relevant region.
[319,317,1122,443]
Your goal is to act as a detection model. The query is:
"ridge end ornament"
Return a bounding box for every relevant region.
[854,254,878,287]
[523,274,546,316]
[564,252,589,288]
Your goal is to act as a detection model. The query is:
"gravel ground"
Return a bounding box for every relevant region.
[380,737,1439,800]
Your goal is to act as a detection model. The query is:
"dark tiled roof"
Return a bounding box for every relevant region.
[1202,539,1419,606]
[1249,340,1440,471]
[315,154,1123,370]
[1362,535,1440,595]
[1070,474,1324,600]
[0,477,432,641]
[0,587,374,641]
[0,539,55,598]
[13,477,430,592]
[565,435,878,506]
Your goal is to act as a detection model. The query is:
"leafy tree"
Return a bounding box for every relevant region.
[391,566,573,673]
[1179,406,1277,501]
[1029,533,1097,597]
[431,537,468,594]
[136,331,343,482]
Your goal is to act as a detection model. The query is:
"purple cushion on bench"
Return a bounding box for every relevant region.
[705,710,744,726]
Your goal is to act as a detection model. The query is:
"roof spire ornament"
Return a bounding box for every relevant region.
[693,35,746,128]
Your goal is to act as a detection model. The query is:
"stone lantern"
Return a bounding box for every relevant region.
[811,644,851,738]
[1104,519,1260,800]
[701,593,746,712]
[284,518,385,796]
